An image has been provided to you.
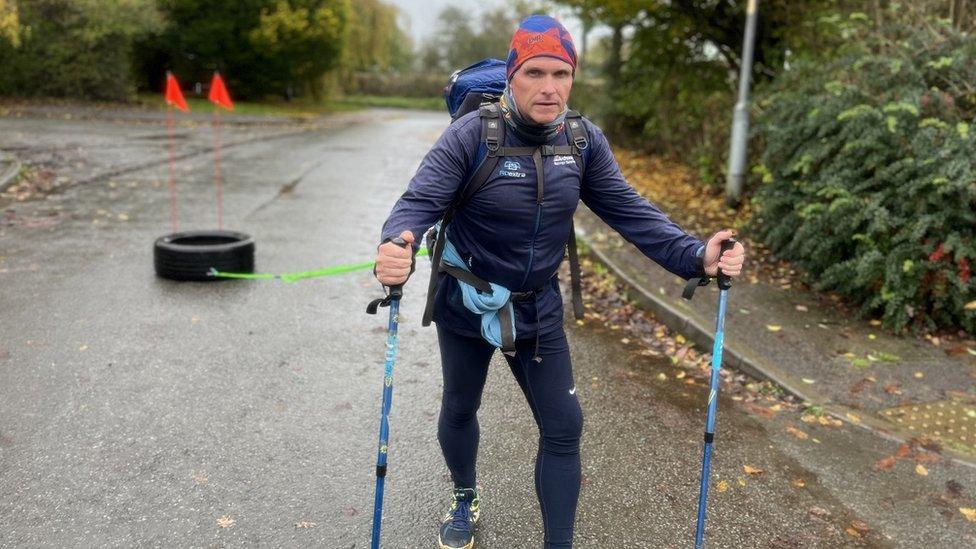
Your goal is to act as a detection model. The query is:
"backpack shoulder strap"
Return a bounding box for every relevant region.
[421,104,504,327]
[564,110,589,172]
[459,104,506,205]
[564,110,588,321]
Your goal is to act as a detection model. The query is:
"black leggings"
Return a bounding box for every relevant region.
[436,324,583,548]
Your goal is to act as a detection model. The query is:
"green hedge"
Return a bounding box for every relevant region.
[752,22,976,334]
[0,0,159,101]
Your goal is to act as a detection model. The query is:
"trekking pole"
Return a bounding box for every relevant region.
[693,239,736,549]
[365,237,409,549]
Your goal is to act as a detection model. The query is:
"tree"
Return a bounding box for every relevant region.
[341,0,413,73]
[0,0,161,100]
[0,0,20,47]
[249,0,349,99]
[148,0,347,99]
[421,1,551,73]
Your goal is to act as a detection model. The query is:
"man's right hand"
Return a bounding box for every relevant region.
[374,230,415,286]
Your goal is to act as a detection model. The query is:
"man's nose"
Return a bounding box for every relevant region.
[540,76,558,95]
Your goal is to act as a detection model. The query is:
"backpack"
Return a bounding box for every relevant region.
[422,58,588,338]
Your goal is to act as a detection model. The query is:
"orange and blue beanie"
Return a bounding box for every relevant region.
[506,15,577,81]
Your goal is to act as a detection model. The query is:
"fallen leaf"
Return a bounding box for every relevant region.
[845,528,862,539]
[850,520,871,533]
[846,412,861,423]
[802,378,816,384]
[870,319,882,326]
[743,465,764,475]
[193,472,208,484]
[868,334,877,340]
[746,403,776,418]
[800,414,817,424]
[795,305,808,312]
[792,478,806,488]
[766,325,782,332]
[217,516,235,528]
[894,444,913,458]
[964,300,976,311]
[737,477,747,487]
[295,521,316,529]
[914,371,925,379]
[809,506,832,521]
[916,464,929,476]
[675,370,686,380]
[883,382,902,395]
[78,345,88,352]
[786,425,809,440]
[914,452,940,464]
[874,456,896,471]
[656,373,667,381]
[717,480,729,493]
[960,508,976,522]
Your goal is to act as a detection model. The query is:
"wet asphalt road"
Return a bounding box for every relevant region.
[1,108,974,547]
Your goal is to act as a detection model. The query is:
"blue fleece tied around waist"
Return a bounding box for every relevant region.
[440,230,515,348]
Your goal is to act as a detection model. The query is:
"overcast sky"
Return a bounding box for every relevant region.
[386,0,588,48]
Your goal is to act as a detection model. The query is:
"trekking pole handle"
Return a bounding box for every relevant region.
[388,237,409,299]
[717,238,736,290]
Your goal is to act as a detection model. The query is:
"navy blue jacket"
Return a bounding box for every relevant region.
[381,111,705,338]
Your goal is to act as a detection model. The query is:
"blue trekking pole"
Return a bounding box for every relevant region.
[682,239,736,549]
[365,237,409,549]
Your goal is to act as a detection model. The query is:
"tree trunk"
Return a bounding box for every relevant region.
[579,16,592,75]
[605,22,624,87]
[873,0,883,28]
[604,21,625,138]
[956,0,968,30]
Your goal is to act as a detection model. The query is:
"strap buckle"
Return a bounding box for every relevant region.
[540,144,556,156]
[573,135,588,151]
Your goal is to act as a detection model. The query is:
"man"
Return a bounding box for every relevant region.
[375,15,745,549]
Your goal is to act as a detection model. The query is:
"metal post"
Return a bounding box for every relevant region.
[725,0,759,207]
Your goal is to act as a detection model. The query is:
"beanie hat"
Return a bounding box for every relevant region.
[505,15,577,81]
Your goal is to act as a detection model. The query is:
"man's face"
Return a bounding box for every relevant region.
[509,57,574,125]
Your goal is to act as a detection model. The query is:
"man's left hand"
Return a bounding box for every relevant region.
[703,229,746,278]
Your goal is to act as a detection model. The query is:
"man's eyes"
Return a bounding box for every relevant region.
[527,70,571,78]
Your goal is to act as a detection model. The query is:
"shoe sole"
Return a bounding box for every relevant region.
[437,535,474,549]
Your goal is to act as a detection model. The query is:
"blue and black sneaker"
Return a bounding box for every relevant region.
[437,487,480,549]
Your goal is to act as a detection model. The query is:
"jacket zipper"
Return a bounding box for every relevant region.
[520,152,545,289]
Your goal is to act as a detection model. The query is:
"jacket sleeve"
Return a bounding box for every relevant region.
[380,116,478,249]
[579,122,705,280]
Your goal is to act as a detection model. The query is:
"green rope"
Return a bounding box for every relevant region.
[209,247,429,283]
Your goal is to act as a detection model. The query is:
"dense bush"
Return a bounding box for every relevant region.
[345,72,445,99]
[0,0,160,101]
[752,21,976,334]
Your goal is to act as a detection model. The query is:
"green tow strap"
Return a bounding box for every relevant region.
[209,248,429,283]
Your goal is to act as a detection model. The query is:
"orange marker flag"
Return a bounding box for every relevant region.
[208,72,234,111]
[164,72,189,112]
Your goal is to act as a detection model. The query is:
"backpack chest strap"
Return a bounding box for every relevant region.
[492,144,577,157]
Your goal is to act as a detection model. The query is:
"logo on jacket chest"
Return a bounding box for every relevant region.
[498,160,527,179]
